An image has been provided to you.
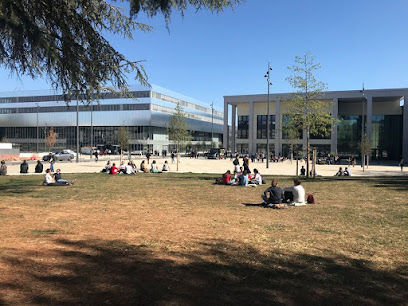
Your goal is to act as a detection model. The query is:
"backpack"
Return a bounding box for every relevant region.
[233,158,239,166]
[307,194,315,204]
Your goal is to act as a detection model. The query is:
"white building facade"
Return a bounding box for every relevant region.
[224,88,408,161]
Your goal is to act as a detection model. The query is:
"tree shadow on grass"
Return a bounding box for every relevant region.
[0,238,407,305]
[0,178,40,195]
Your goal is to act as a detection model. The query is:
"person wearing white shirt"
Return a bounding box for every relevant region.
[250,168,262,185]
[283,178,306,206]
[125,163,134,175]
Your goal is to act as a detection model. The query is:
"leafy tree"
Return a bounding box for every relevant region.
[284,51,335,177]
[45,127,57,150]
[167,103,191,170]
[117,126,129,163]
[358,133,371,172]
[0,0,241,103]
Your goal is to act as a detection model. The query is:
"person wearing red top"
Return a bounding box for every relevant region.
[110,163,119,175]
[222,170,231,184]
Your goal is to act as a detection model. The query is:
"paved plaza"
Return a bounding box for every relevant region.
[3,154,407,177]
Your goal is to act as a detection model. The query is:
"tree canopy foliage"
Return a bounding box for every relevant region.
[283,51,335,177]
[0,0,241,103]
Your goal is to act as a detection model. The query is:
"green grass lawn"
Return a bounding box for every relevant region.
[0,173,407,305]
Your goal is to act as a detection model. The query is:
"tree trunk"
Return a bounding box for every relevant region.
[306,138,310,178]
[362,154,365,172]
[176,143,179,171]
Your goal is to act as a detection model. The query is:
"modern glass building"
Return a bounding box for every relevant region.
[0,84,223,153]
[224,88,408,161]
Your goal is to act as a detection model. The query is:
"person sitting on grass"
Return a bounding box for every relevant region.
[250,168,262,185]
[54,169,76,185]
[240,170,249,187]
[162,160,170,172]
[335,167,344,176]
[110,163,119,175]
[125,162,135,175]
[140,160,147,172]
[102,160,111,173]
[119,161,127,174]
[344,167,351,176]
[44,168,74,186]
[261,179,283,206]
[35,160,44,173]
[150,160,160,173]
[283,178,306,206]
[20,160,29,173]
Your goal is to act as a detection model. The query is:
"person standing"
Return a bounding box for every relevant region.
[0,160,7,175]
[399,158,404,171]
[20,160,29,173]
[48,153,55,172]
[171,152,175,164]
[35,160,44,173]
[94,150,99,162]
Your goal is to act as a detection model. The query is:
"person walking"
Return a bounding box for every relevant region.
[399,158,404,171]
[94,150,99,162]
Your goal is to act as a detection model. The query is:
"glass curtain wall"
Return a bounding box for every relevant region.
[257,115,275,139]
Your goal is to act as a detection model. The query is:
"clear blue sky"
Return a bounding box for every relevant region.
[1,0,408,111]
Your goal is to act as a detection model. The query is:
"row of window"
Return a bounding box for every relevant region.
[0,91,150,104]
[237,115,332,140]
[0,103,152,114]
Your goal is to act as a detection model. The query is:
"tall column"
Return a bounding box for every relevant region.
[366,96,373,139]
[248,101,254,155]
[403,95,408,161]
[275,99,281,156]
[232,105,237,154]
[223,101,229,150]
[331,98,338,153]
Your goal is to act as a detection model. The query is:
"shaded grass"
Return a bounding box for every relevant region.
[0,173,407,304]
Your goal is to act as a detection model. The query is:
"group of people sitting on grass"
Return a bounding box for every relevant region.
[101,160,170,175]
[217,168,264,186]
[335,167,351,176]
[261,178,311,208]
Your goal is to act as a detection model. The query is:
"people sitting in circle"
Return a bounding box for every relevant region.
[162,160,170,172]
[300,166,306,176]
[250,168,262,185]
[283,178,306,206]
[130,161,138,173]
[261,179,283,207]
[335,167,344,176]
[344,167,351,176]
[20,160,29,173]
[110,163,119,175]
[44,168,75,186]
[35,160,44,173]
[54,169,76,185]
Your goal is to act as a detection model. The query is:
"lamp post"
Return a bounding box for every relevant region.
[90,100,93,159]
[76,97,79,163]
[264,62,272,169]
[361,84,366,168]
[36,103,39,153]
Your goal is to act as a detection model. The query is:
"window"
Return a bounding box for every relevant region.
[256,115,275,139]
[237,116,249,139]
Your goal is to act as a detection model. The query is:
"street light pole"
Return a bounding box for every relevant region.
[90,100,93,159]
[361,83,366,168]
[36,103,39,153]
[264,63,272,169]
[76,97,80,163]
